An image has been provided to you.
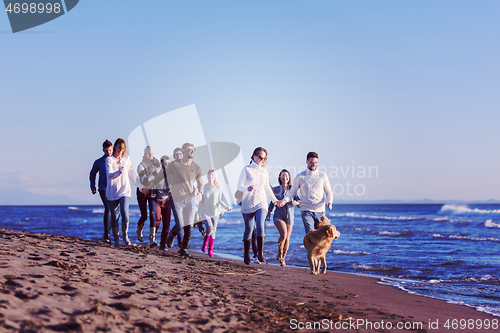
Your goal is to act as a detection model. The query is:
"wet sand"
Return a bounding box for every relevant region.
[0,228,496,332]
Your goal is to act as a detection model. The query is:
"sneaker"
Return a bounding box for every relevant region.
[252,257,260,264]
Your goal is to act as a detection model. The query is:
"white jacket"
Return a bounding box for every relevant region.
[237,162,278,214]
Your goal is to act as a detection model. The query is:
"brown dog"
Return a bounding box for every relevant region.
[303,216,340,275]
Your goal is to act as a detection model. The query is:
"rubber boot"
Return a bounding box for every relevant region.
[122,222,131,245]
[136,222,145,242]
[257,237,266,263]
[149,227,157,248]
[208,236,215,257]
[243,240,251,265]
[179,238,191,257]
[166,227,179,248]
[179,225,192,257]
[112,227,120,248]
[201,235,209,253]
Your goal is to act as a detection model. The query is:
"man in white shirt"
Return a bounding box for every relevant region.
[277,152,333,234]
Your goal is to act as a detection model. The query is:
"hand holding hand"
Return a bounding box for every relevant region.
[291,200,299,206]
[226,207,232,211]
[276,200,285,208]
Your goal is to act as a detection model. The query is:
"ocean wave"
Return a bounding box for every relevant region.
[433,217,451,222]
[68,207,78,210]
[485,219,500,228]
[333,249,371,255]
[217,219,244,225]
[93,209,104,214]
[329,212,425,222]
[436,275,500,285]
[352,264,401,273]
[439,204,500,215]
[377,231,414,237]
[433,233,500,243]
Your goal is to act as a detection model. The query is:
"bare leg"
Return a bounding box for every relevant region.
[274,220,286,263]
[281,225,293,267]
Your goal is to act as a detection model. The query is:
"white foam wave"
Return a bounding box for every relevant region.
[68,206,78,210]
[377,231,400,236]
[480,274,500,282]
[439,204,500,215]
[333,249,371,255]
[329,212,424,221]
[217,219,244,225]
[93,209,104,214]
[433,233,500,243]
[485,219,500,228]
[376,230,413,237]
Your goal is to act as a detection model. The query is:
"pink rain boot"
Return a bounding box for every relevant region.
[208,236,215,257]
[202,235,209,253]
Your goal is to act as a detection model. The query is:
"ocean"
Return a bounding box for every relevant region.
[1,203,499,317]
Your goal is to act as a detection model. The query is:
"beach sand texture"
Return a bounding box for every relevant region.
[0,228,496,332]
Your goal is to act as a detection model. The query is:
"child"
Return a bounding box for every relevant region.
[198,170,231,257]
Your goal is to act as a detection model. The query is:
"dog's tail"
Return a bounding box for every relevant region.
[319,215,331,226]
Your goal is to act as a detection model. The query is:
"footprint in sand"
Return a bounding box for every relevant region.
[110,293,133,299]
[61,285,77,291]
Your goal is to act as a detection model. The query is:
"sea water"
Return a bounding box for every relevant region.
[1,203,499,316]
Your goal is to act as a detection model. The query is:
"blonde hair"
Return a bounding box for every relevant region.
[207,169,221,186]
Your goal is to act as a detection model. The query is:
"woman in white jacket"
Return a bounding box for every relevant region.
[106,138,142,248]
[237,147,278,265]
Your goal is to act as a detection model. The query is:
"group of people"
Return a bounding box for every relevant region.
[90,140,333,266]
[237,148,333,266]
[90,139,230,258]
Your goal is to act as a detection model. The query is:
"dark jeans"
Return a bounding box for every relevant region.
[157,199,172,247]
[137,189,157,228]
[169,199,183,247]
[98,190,111,238]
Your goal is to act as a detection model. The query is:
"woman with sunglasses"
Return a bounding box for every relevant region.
[237,147,278,265]
[266,169,300,267]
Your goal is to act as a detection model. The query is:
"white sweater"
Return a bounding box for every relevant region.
[237,162,278,214]
[105,154,134,201]
[284,168,333,212]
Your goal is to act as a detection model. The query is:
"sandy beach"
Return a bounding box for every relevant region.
[0,228,497,332]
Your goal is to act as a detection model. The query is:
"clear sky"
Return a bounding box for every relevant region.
[1,0,499,204]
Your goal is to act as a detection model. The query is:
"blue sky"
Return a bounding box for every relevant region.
[1,0,499,204]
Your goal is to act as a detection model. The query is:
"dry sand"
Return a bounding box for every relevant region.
[0,228,497,332]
